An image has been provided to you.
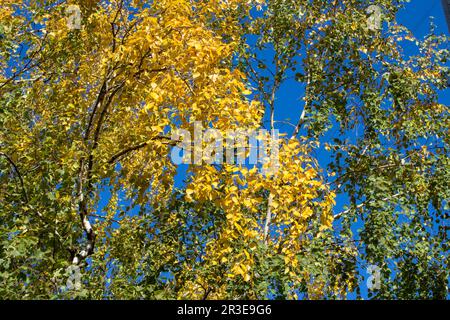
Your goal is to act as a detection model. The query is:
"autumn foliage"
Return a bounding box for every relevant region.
[0,0,448,299]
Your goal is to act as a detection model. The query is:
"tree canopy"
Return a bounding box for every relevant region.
[0,0,448,299]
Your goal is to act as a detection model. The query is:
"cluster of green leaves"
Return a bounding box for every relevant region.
[237,0,449,299]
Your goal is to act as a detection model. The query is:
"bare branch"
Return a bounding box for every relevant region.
[0,152,28,203]
[108,135,178,164]
[334,193,401,219]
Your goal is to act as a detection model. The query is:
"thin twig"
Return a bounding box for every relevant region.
[334,193,401,219]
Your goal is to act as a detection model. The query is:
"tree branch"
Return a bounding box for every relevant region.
[334,193,401,220]
[108,135,178,164]
[0,152,28,203]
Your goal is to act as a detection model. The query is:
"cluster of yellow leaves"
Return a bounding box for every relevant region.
[0,0,15,20]
[180,138,335,298]
[12,0,261,207]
